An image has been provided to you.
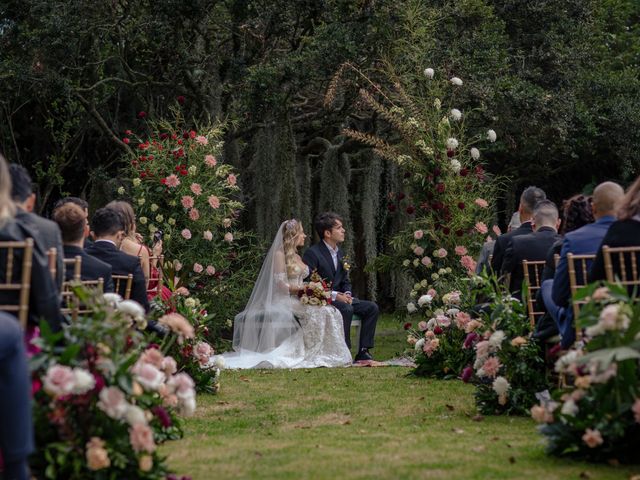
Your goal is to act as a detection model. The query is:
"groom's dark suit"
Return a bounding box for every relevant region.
[303,242,378,350]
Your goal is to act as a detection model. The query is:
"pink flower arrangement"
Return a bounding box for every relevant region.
[474,198,488,208]
[206,265,216,275]
[436,248,447,258]
[481,356,501,378]
[475,222,488,234]
[414,230,424,239]
[421,256,432,266]
[224,232,234,243]
[190,183,202,196]
[413,246,425,256]
[454,245,468,256]
[181,196,194,209]
[204,155,217,167]
[189,208,200,221]
[181,229,192,240]
[208,195,220,209]
[422,338,440,357]
[193,263,203,273]
[165,174,181,188]
[129,423,156,453]
[203,230,213,241]
[227,174,237,186]
[195,135,208,145]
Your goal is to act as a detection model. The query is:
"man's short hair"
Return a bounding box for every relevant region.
[520,186,546,214]
[91,207,125,237]
[54,196,89,212]
[533,200,559,226]
[53,203,86,243]
[8,164,33,202]
[592,181,624,214]
[314,212,343,240]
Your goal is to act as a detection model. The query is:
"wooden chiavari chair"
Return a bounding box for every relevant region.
[0,239,34,329]
[47,247,57,281]
[62,278,105,321]
[602,245,640,293]
[567,253,595,319]
[63,255,82,282]
[522,259,546,328]
[112,274,134,300]
[146,254,164,298]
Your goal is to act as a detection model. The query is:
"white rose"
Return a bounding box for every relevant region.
[102,293,123,306]
[487,129,497,142]
[150,203,159,212]
[418,294,433,307]
[132,178,141,187]
[97,386,128,419]
[117,300,145,322]
[117,187,125,195]
[560,399,578,417]
[185,298,196,309]
[450,77,463,86]
[188,165,197,175]
[423,68,435,79]
[489,330,506,349]
[213,356,226,369]
[415,339,425,352]
[407,302,417,314]
[402,259,411,267]
[446,138,459,150]
[434,98,441,109]
[413,258,420,267]
[492,376,510,396]
[470,147,480,160]
[125,404,147,426]
[450,159,461,173]
[420,279,428,287]
[409,290,417,297]
[179,395,197,417]
[168,218,176,226]
[449,109,462,121]
[72,368,96,394]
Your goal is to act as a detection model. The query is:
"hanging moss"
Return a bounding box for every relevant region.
[296,154,312,239]
[361,150,381,301]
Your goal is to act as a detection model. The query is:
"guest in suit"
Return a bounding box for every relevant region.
[85,208,149,311]
[53,196,92,248]
[52,202,115,292]
[0,312,33,480]
[9,164,64,290]
[303,212,378,361]
[0,156,62,331]
[589,175,640,286]
[490,186,547,275]
[502,200,561,296]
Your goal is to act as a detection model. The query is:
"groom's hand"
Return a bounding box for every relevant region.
[336,293,352,304]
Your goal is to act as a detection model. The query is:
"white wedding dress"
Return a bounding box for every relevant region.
[212,222,352,369]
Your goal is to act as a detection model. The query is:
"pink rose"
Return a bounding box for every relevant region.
[203,230,213,241]
[418,321,428,331]
[189,208,200,221]
[195,135,208,145]
[421,256,432,267]
[474,198,488,208]
[208,195,220,209]
[582,428,603,448]
[181,196,194,209]
[530,405,554,424]
[475,222,488,234]
[131,362,165,391]
[414,230,424,240]
[427,288,437,298]
[181,229,192,240]
[162,357,177,376]
[175,286,189,296]
[129,423,156,453]
[204,155,217,167]
[165,174,180,188]
[140,348,164,369]
[224,232,234,243]
[97,387,128,419]
[413,246,425,256]
[193,263,203,273]
[455,311,471,329]
[194,341,213,366]
[436,248,447,258]
[86,437,110,470]
[227,174,237,186]
[190,183,202,196]
[43,364,75,397]
[460,255,477,274]
[206,265,216,275]
[454,245,468,256]
[168,372,196,398]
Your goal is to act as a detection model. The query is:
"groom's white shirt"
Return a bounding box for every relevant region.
[322,240,351,301]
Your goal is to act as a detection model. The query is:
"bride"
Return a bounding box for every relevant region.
[215,219,353,369]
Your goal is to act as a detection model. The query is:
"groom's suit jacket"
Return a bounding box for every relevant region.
[302,242,352,294]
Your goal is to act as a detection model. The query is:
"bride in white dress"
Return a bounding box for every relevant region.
[214,219,352,369]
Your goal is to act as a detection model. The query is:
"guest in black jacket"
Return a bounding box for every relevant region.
[589,174,640,285]
[85,208,149,311]
[53,196,92,248]
[52,202,114,292]
[502,200,561,296]
[491,186,547,275]
[9,164,64,290]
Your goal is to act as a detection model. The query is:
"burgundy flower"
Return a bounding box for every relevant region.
[433,326,443,335]
[432,202,443,210]
[447,149,455,158]
[420,202,429,211]
[406,205,416,215]
[160,133,169,140]
[458,202,465,210]
[177,139,183,145]
[123,138,130,144]
[442,227,450,235]
[152,406,172,428]
[433,168,441,177]
[177,95,186,105]
[92,373,105,392]
[436,183,445,194]
[455,229,464,237]
[137,111,147,119]
[397,192,406,201]
[189,130,197,139]
[461,366,473,383]
[182,131,190,139]
[32,378,42,395]
[463,332,479,349]
[387,204,396,212]
[125,129,132,135]
[403,322,412,330]
[460,168,469,177]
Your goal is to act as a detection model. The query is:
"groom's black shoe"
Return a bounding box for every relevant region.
[354,348,373,362]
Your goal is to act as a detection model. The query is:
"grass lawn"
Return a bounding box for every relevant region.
[163,315,639,479]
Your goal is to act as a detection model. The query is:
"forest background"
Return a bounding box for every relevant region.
[1,0,639,309]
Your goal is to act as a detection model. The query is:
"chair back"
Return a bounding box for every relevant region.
[147,254,164,298]
[602,245,640,291]
[61,277,104,321]
[47,247,57,281]
[63,255,82,282]
[113,274,134,300]
[522,259,546,327]
[0,239,34,329]
[567,253,596,320]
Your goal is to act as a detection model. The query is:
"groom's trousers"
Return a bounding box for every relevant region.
[332,298,378,349]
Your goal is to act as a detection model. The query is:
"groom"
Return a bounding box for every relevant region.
[303,212,379,361]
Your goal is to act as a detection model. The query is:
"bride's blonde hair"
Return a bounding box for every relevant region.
[0,155,16,228]
[282,219,302,275]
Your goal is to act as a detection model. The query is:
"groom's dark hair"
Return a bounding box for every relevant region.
[314,212,343,240]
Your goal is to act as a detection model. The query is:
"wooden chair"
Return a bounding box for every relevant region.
[61,278,105,321]
[522,259,546,328]
[602,245,640,291]
[47,247,57,281]
[113,274,133,300]
[567,253,595,319]
[146,254,164,298]
[63,255,82,282]
[351,314,361,351]
[0,239,34,329]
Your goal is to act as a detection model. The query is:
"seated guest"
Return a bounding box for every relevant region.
[85,208,149,311]
[475,237,495,274]
[589,175,640,286]
[52,202,115,293]
[502,200,561,296]
[53,196,92,247]
[9,164,64,290]
[541,182,624,347]
[491,186,547,275]
[0,312,34,480]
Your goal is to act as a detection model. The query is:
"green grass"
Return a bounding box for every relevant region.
[163,315,638,479]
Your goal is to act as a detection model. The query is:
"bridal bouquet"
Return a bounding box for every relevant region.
[298,271,332,306]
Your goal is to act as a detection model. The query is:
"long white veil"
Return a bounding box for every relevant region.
[217,221,304,368]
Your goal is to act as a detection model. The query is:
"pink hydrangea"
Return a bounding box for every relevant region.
[193,263,203,273]
[421,256,432,267]
[454,245,468,256]
[481,356,501,378]
[224,232,234,243]
[227,174,237,186]
[208,195,220,209]
[206,265,216,275]
[203,230,213,241]
[189,208,200,221]
[195,135,208,145]
[413,246,425,256]
[436,248,447,258]
[129,423,156,453]
[475,222,488,234]
[474,198,488,208]
[181,229,192,240]
[414,230,424,240]
[492,225,502,236]
[190,183,203,196]
[204,155,217,167]
[181,196,194,209]
[165,174,180,188]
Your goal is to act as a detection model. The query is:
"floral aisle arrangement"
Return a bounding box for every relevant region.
[329,63,501,285]
[532,283,640,463]
[405,284,483,378]
[465,276,546,415]
[298,270,332,306]
[30,291,196,479]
